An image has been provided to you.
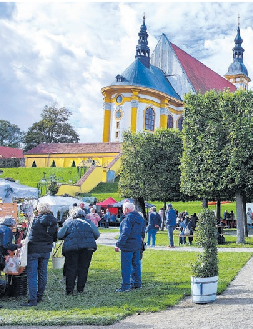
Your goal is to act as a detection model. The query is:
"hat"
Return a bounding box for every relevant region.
[167,203,172,208]
[0,216,16,227]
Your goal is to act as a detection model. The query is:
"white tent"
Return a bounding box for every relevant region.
[37,195,88,219]
[0,179,39,202]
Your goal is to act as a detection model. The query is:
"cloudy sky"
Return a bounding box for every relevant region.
[1,1,253,143]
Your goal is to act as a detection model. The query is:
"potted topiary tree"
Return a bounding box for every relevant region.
[191,208,218,304]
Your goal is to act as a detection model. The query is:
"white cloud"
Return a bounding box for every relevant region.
[2,2,253,143]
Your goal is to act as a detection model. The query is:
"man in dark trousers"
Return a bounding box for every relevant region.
[146,206,161,247]
[166,203,177,248]
[115,202,145,292]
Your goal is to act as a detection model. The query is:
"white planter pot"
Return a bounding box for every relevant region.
[52,257,65,270]
[191,275,218,304]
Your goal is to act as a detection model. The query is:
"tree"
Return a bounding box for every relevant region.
[23,103,79,151]
[119,129,184,223]
[0,120,24,148]
[181,89,253,243]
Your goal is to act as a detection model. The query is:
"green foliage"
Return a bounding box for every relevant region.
[181,89,253,200]
[0,158,23,168]
[192,208,218,277]
[48,180,59,196]
[119,129,184,202]
[23,103,80,151]
[0,167,78,189]
[0,119,24,147]
[91,177,120,194]
[0,245,250,325]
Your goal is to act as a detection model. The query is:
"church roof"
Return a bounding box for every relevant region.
[0,146,23,158]
[170,43,237,94]
[24,142,121,155]
[111,58,181,100]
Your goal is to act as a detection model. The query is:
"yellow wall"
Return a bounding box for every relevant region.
[160,114,167,128]
[57,184,80,197]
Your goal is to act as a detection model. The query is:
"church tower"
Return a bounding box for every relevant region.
[101,16,183,143]
[224,17,251,90]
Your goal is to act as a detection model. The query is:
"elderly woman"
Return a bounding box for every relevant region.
[86,208,101,227]
[21,203,57,307]
[58,208,100,295]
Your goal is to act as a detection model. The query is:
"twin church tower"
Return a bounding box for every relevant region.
[101,16,250,143]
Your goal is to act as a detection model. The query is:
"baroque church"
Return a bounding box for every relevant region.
[24,17,250,196]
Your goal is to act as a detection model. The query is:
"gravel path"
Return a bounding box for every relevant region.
[1,231,253,329]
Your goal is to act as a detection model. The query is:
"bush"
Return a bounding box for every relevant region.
[191,208,218,278]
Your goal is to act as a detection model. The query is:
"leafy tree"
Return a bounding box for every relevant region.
[23,103,79,151]
[0,120,24,148]
[119,129,184,223]
[181,89,253,243]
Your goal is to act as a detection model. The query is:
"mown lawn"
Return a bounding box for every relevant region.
[0,245,251,326]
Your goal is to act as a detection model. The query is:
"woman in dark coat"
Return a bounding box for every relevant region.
[58,208,100,295]
[21,203,57,307]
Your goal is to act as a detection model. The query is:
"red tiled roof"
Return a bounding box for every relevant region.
[24,142,121,155]
[0,146,23,158]
[171,43,237,94]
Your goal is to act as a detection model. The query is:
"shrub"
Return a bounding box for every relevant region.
[191,208,218,278]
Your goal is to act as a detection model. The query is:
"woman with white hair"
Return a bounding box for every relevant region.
[86,207,101,227]
[20,202,57,307]
[58,207,100,295]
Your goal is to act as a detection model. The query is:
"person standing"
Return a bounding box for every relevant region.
[58,208,100,295]
[146,207,161,247]
[0,217,22,309]
[115,202,145,292]
[246,208,252,235]
[21,203,57,307]
[165,203,177,248]
[103,208,111,228]
[79,202,87,215]
[86,208,101,227]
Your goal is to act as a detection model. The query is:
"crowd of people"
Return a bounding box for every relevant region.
[1,200,251,302]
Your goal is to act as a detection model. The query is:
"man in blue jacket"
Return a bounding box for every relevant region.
[146,206,161,247]
[115,202,145,292]
[165,203,177,248]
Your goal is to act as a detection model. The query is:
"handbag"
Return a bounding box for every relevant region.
[184,226,191,235]
[3,250,24,275]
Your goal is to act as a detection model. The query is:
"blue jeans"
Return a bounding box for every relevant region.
[27,252,50,302]
[147,229,157,246]
[168,226,176,247]
[121,250,141,290]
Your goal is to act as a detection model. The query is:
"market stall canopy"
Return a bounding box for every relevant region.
[96,197,117,207]
[0,180,39,202]
[38,195,86,219]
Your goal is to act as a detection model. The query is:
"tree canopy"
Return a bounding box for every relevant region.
[23,103,79,151]
[0,120,24,148]
[119,129,184,210]
[181,89,253,243]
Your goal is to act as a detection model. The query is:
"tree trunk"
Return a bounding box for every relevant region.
[236,191,245,244]
[243,192,247,237]
[202,198,208,208]
[216,199,221,221]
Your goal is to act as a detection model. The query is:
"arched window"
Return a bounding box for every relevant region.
[145,107,155,131]
[167,114,173,128]
[178,117,184,131]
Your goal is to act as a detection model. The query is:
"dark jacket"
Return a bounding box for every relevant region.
[28,213,58,254]
[116,211,145,252]
[147,212,162,231]
[58,218,98,255]
[0,224,19,255]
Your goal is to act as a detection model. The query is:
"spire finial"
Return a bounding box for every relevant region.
[238,14,240,27]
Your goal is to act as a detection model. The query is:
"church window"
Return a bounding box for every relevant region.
[145,107,155,131]
[167,114,173,128]
[115,131,119,139]
[178,117,184,131]
[116,121,120,129]
[116,95,123,104]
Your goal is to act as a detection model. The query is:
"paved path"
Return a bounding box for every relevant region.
[1,231,253,329]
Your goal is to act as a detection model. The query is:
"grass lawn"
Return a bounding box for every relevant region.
[0,245,252,326]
